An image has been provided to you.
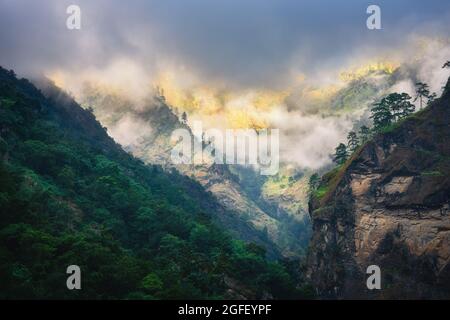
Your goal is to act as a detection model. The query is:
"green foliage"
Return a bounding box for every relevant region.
[414,82,430,110]
[387,92,415,121]
[310,166,340,203]
[420,170,443,177]
[358,125,371,144]
[334,90,419,166]
[308,173,320,192]
[370,96,393,130]
[346,131,359,153]
[333,143,348,165]
[370,92,415,130]
[0,67,306,299]
[141,273,163,293]
[313,185,328,200]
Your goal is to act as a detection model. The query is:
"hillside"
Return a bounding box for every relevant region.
[74,84,310,258]
[0,67,307,299]
[38,64,407,261]
[307,76,450,298]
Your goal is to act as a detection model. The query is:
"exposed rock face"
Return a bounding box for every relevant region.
[307,78,450,299]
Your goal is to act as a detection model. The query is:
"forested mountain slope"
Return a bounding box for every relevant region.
[0,67,307,299]
[75,85,309,258]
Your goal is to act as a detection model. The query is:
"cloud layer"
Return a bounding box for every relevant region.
[2,0,450,86]
[1,0,450,170]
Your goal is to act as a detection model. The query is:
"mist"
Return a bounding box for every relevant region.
[1,0,450,170]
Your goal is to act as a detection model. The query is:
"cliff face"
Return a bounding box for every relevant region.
[307,78,450,299]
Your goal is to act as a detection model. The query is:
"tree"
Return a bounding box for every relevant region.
[155,86,166,101]
[358,125,371,143]
[397,93,415,119]
[370,98,392,131]
[427,92,437,107]
[181,112,188,124]
[414,82,430,110]
[385,93,414,121]
[308,173,320,191]
[347,131,359,153]
[370,92,415,133]
[333,143,348,165]
[442,61,450,69]
[141,273,163,293]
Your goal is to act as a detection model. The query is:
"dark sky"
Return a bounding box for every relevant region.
[1,0,449,88]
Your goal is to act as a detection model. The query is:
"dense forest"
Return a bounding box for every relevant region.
[0,67,311,299]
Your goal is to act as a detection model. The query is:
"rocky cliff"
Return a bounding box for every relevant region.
[307,77,450,299]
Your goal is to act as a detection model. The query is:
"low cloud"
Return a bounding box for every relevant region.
[107,113,153,150]
[1,1,450,171]
[271,108,353,169]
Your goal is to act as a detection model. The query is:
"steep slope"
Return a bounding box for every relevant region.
[231,165,312,253]
[40,66,403,260]
[307,77,450,299]
[74,85,309,258]
[0,67,305,299]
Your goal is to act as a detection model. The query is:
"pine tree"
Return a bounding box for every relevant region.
[414,82,430,110]
[384,93,401,121]
[382,93,414,122]
[308,173,320,191]
[358,125,371,143]
[333,143,348,165]
[347,131,359,153]
[181,112,188,124]
[370,98,392,131]
[427,92,437,107]
[396,93,415,119]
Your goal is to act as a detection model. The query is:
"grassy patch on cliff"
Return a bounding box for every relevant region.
[421,170,444,177]
[311,145,365,208]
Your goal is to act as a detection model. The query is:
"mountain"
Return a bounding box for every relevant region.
[306,76,450,298]
[40,64,407,261]
[0,66,308,299]
[75,84,310,258]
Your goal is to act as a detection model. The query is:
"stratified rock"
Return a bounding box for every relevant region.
[307,77,450,299]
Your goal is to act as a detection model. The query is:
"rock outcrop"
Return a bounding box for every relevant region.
[307,77,450,299]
